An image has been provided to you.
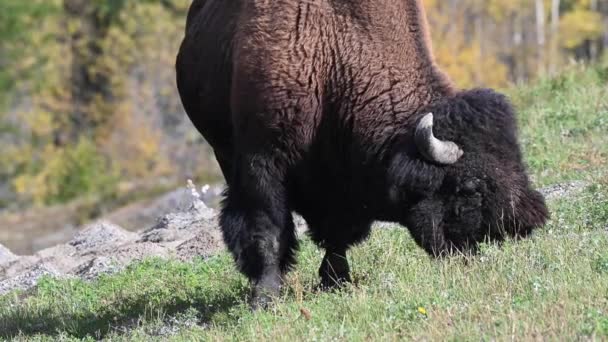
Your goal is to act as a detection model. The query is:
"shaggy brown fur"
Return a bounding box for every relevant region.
[176,0,548,309]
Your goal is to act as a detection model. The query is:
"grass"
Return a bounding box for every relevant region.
[511,64,608,187]
[1,64,607,341]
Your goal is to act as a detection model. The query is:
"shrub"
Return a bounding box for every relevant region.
[13,138,118,205]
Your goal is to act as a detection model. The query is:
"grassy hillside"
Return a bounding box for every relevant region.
[1,65,607,341]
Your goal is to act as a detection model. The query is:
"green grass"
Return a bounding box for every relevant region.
[511,64,608,186]
[1,65,608,341]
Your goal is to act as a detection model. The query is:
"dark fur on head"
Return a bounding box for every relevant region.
[394,89,549,256]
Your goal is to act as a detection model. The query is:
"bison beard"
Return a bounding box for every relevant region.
[176,0,549,309]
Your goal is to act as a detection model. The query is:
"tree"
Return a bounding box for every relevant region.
[0,1,59,107]
[535,0,547,75]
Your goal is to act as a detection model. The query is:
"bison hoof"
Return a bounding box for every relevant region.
[319,272,352,291]
[250,291,276,310]
[250,276,281,310]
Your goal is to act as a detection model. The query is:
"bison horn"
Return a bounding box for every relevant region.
[414,113,463,165]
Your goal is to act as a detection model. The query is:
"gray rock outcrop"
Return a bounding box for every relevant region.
[0,182,226,295]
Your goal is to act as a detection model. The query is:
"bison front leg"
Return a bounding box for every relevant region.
[319,248,351,289]
[219,151,298,310]
[309,219,373,290]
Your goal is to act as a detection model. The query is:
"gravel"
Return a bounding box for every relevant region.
[539,180,588,201]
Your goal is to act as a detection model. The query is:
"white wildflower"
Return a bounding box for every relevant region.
[187,179,201,200]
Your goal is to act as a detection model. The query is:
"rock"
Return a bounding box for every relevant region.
[104,242,173,264]
[176,229,224,261]
[539,180,588,201]
[139,201,217,244]
[0,264,63,296]
[72,256,122,281]
[69,242,173,281]
[1,255,40,281]
[0,243,17,267]
[99,182,224,234]
[35,243,77,262]
[0,185,229,294]
[32,255,80,276]
[152,201,217,231]
[69,221,137,253]
[138,228,181,244]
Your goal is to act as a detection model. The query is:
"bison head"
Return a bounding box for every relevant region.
[399,89,549,257]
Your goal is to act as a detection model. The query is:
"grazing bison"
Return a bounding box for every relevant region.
[176,0,549,308]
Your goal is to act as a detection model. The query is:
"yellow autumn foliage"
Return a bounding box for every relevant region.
[560,9,603,49]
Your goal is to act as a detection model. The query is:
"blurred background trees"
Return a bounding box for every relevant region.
[0,0,607,213]
[0,0,218,211]
[425,0,608,87]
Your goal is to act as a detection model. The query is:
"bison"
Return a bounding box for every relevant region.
[176,0,549,308]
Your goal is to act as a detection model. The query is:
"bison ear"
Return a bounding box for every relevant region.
[514,189,550,236]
